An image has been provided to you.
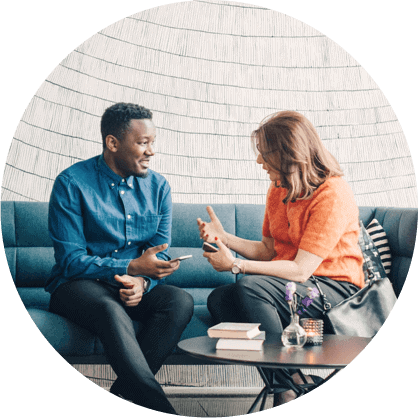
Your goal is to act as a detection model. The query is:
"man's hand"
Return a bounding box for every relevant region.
[127,243,180,278]
[114,274,146,307]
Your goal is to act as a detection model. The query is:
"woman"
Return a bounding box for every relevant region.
[197,111,364,405]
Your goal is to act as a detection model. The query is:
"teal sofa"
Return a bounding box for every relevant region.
[2,201,417,365]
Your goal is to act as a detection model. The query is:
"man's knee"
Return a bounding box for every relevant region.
[173,287,194,318]
[154,285,194,323]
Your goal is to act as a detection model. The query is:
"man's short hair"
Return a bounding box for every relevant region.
[101,103,153,148]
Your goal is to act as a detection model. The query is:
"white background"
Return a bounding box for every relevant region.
[1,1,416,417]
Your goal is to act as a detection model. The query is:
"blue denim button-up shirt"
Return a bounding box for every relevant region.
[45,154,172,294]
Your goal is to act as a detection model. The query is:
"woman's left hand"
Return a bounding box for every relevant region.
[203,237,235,272]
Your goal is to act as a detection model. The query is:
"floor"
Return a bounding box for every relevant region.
[82,364,331,416]
[167,392,274,417]
[106,386,275,417]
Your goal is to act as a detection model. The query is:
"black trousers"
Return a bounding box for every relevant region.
[49,280,194,414]
[208,275,359,390]
[208,275,359,337]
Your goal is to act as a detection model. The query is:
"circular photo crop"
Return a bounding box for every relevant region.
[1,1,417,417]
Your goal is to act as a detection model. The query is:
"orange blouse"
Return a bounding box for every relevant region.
[262,176,364,288]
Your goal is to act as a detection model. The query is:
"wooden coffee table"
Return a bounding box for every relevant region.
[178,334,371,413]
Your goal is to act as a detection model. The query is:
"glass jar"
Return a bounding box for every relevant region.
[300,318,324,346]
[281,313,307,348]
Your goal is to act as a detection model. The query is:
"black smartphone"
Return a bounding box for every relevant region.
[202,242,219,253]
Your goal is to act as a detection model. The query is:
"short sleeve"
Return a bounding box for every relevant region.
[262,209,272,238]
[298,180,358,259]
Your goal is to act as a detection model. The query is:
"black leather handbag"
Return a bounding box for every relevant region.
[311,221,397,338]
[312,275,397,338]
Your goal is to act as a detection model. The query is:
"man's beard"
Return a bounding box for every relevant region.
[135,170,149,179]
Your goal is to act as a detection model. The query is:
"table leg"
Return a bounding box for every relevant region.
[247,367,340,414]
[247,367,300,413]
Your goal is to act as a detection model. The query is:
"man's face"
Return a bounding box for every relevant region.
[113,119,156,178]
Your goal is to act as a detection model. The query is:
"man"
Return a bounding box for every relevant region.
[46,102,194,414]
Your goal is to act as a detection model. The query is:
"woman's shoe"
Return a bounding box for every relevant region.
[273,373,324,406]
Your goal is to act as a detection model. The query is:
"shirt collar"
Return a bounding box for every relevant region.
[98,154,135,189]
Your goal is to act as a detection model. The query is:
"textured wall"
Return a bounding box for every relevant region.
[2,0,417,207]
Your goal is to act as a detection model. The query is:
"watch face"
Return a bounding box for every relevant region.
[232,266,240,274]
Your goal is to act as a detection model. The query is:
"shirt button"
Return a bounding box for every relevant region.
[122,179,126,182]
[115,249,118,253]
[97,279,99,282]
[128,242,131,245]
[120,191,125,195]
[128,184,133,187]
[127,214,131,219]
[111,183,115,187]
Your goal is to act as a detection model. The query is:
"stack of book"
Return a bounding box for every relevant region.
[207,322,265,351]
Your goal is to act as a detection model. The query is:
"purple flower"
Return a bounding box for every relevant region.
[301,296,313,308]
[286,282,296,292]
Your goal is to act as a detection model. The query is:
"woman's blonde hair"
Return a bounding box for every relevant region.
[252,111,343,204]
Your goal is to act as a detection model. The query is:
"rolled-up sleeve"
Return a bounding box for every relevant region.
[48,175,129,287]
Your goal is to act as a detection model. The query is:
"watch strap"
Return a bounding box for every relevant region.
[142,277,151,292]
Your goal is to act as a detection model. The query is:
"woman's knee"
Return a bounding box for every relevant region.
[207,284,236,315]
[236,275,263,294]
[234,275,277,304]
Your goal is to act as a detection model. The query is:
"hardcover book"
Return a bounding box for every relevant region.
[215,332,266,351]
[207,322,262,339]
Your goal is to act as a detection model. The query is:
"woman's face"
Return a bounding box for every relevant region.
[256,151,281,183]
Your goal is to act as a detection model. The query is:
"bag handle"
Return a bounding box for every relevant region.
[311,276,332,312]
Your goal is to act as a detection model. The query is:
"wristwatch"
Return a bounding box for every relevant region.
[142,278,151,293]
[231,258,242,274]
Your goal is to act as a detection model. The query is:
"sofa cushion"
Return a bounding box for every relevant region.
[179,305,215,340]
[374,208,417,258]
[16,247,55,287]
[366,218,392,275]
[172,203,236,248]
[358,207,376,227]
[27,308,99,356]
[359,220,388,281]
[169,203,238,289]
[18,288,51,311]
[1,201,16,247]
[165,247,235,288]
[15,202,52,247]
[236,204,265,241]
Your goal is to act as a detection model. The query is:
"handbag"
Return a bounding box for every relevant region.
[311,221,397,338]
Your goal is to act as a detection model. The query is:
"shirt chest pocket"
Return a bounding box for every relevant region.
[134,214,163,243]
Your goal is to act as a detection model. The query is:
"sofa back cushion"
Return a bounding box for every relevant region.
[165,203,237,289]
[2,202,417,307]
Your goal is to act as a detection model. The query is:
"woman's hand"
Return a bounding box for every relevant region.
[197,206,227,243]
[203,237,235,272]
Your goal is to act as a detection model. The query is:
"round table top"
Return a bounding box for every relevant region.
[177,334,371,369]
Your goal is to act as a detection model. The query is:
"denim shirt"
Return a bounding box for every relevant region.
[45,154,172,295]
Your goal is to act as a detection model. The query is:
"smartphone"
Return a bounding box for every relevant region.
[202,242,219,253]
[171,255,193,262]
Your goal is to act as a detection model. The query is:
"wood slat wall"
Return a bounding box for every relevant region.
[2,0,416,206]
